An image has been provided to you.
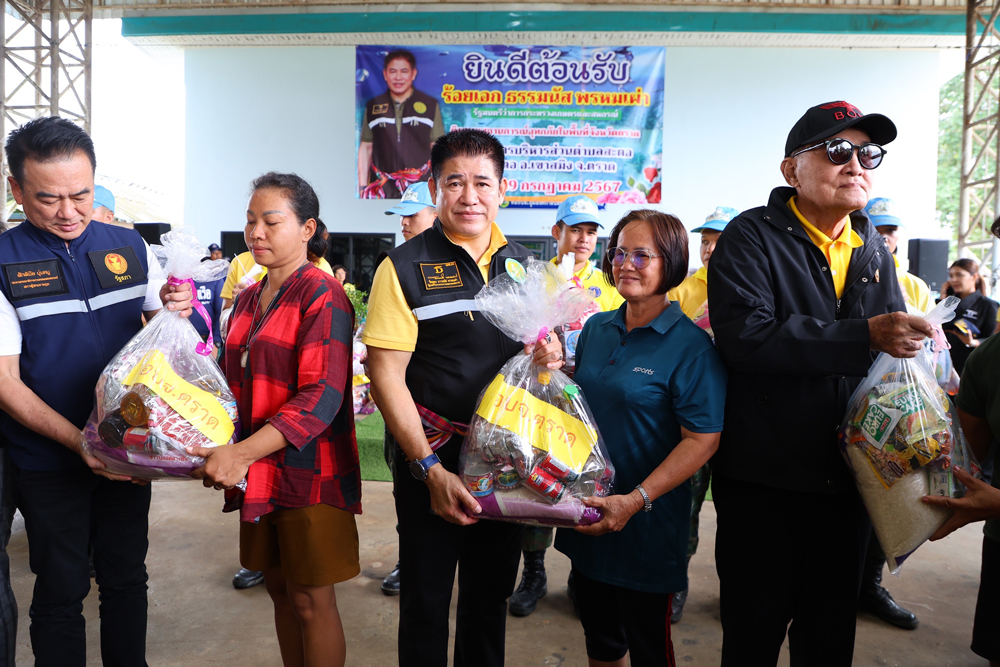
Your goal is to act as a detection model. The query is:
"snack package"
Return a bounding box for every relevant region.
[83,230,238,479]
[459,258,614,527]
[839,296,980,572]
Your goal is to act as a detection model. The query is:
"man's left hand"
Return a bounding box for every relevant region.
[524,335,564,370]
[189,444,250,490]
[159,280,194,318]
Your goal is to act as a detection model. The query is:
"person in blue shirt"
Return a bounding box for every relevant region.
[192,272,225,354]
[555,209,726,667]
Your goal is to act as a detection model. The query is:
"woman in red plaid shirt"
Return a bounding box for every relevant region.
[191,172,361,667]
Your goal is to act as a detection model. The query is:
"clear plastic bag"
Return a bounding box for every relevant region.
[459,259,614,527]
[839,296,981,571]
[82,229,239,479]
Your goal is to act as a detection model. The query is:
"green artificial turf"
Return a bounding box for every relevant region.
[356,411,392,482]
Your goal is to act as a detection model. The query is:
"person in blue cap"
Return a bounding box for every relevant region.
[385,182,437,242]
[667,206,738,340]
[91,184,115,224]
[864,197,931,315]
[508,194,624,618]
[663,205,736,623]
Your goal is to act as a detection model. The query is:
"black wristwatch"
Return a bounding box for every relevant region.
[410,453,441,481]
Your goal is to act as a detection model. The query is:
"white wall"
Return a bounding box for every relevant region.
[184,44,944,268]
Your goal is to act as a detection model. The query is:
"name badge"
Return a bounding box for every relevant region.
[2,259,69,302]
[418,261,464,291]
[87,246,147,290]
[372,103,389,115]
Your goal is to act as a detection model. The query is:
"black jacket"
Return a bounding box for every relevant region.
[707,187,906,494]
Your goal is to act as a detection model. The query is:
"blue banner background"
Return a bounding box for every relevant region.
[356,45,665,207]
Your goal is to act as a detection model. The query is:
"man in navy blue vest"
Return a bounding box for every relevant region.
[365,129,564,666]
[0,116,192,666]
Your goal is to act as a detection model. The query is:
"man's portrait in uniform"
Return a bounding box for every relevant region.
[358,49,445,199]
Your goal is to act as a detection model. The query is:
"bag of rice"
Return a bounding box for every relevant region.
[839,296,975,572]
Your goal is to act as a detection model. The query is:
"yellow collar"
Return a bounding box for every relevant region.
[443,222,507,265]
[693,265,708,283]
[788,197,863,249]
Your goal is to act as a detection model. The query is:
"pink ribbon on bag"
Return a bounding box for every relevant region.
[168,276,213,356]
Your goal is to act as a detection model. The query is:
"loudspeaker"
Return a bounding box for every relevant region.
[907,239,950,292]
[132,222,171,247]
[220,231,247,260]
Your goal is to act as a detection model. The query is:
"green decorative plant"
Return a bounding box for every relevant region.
[346,285,368,330]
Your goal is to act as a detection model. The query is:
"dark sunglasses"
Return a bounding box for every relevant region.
[607,247,661,270]
[790,138,886,170]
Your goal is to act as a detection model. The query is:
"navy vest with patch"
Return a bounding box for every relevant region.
[0,220,150,471]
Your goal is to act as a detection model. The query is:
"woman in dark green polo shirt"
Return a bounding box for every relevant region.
[555,209,727,667]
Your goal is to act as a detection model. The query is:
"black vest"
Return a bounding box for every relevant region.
[365,88,438,181]
[382,222,529,424]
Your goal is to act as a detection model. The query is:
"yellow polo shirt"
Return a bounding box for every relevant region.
[667,266,708,321]
[550,258,624,313]
[363,223,508,352]
[788,196,864,299]
[220,251,267,300]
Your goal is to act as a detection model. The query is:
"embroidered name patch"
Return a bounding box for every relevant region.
[419,261,463,290]
[2,259,68,301]
[372,103,389,115]
[88,246,146,290]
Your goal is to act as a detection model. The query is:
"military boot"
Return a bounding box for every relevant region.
[509,550,548,617]
[859,553,918,630]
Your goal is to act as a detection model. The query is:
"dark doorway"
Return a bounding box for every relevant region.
[327,234,396,294]
[220,231,246,260]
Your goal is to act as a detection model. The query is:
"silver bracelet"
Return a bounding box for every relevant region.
[635,484,652,512]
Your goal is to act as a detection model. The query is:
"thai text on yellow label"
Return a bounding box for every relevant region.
[476,374,596,472]
[124,349,234,446]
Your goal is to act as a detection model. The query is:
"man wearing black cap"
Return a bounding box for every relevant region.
[708,101,934,665]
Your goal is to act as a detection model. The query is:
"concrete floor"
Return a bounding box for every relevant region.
[6,479,990,666]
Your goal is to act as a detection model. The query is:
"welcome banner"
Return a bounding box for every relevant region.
[356,45,665,207]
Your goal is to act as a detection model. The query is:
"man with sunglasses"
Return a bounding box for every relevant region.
[707,101,934,667]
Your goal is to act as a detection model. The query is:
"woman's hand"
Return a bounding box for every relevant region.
[189,444,251,490]
[574,491,644,536]
[922,467,1000,540]
[952,328,976,348]
[159,280,194,318]
[524,334,564,370]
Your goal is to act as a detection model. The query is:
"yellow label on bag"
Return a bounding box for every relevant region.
[476,373,597,472]
[124,349,234,446]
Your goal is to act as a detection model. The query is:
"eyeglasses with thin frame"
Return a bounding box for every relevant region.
[790,138,886,170]
[607,247,662,270]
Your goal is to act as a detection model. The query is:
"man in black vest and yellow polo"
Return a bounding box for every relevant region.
[359,49,445,200]
[365,129,564,666]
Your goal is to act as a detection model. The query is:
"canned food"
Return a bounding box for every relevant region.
[525,468,566,502]
[464,471,494,497]
[496,465,521,490]
[537,453,580,483]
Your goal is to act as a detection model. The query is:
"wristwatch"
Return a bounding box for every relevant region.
[635,484,653,512]
[410,453,441,481]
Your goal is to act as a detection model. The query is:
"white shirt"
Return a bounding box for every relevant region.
[0,240,165,356]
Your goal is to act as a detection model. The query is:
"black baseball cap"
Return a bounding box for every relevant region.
[208,243,221,252]
[784,101,897,158]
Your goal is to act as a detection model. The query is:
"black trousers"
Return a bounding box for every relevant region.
[14,465,151,667]
[713,475,869,667]
[394,440,523,667]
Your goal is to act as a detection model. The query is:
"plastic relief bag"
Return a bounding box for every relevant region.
[839,296,981,571]
[459,258,615,527]
[82,229,239,479]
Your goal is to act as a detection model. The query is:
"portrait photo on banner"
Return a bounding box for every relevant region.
[354,45,666,208]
